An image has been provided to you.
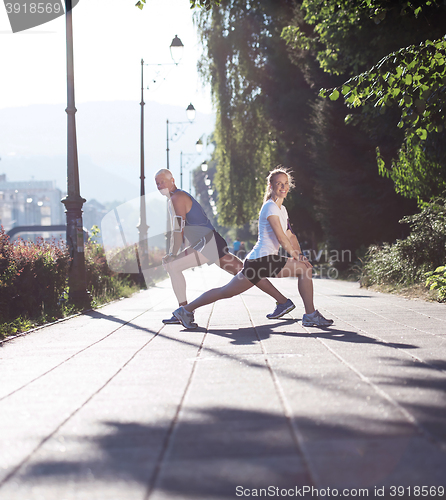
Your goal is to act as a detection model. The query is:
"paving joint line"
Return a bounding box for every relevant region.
[313,293,446,375]
[0,285,169,346]
[241,296,321,489]
[314,281,446,322]
[144,305,213,500]
[329,308,446,377]
[312,333,445,452]
[0,298,167,403]
[0,323,165,490]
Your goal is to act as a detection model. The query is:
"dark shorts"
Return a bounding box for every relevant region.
[241,254,289,285]
[184,230,229,265]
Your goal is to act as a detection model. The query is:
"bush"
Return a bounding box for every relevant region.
[362,196,446,288]
[84,225,167,305]
[1,225,167,337]
[84,236,143,304]
[425,266,446,302]
[0,227,70,321]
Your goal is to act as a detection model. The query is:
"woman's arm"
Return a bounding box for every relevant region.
[268,215,312,267]
[267,215,300,258]
[287,228,302,254]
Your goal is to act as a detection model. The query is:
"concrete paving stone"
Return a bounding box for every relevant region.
[302,435,444,490]
[165,418,296,460]
[151,455,311,500]
[378,435,446,486]
[0,266,445,499]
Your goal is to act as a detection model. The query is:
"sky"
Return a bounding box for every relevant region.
[0,0,214,114]
[0,0,216,206]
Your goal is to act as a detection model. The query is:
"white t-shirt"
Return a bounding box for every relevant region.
[246,199,288,260]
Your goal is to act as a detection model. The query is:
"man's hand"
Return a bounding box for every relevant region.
[162,253,175,267]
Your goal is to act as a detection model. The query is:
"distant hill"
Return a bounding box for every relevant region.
[0,101,215,204]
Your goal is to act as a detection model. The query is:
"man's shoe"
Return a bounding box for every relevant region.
[162,315,181,325]
[302,310,334,327]
[173,306,198,329]
[267,299,296,319]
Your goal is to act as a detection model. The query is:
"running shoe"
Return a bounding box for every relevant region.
[162,315,181,325]
[302,310,334,327]
[173,306,198,329]
[266,299,296,319]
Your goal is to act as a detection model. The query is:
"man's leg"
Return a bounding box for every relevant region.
[165,251,209,305]
[217,253,288,304]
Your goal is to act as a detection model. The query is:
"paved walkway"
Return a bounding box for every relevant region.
[0,265,445,500]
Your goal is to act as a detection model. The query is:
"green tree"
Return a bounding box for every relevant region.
[196,0,318,232]
[136,0,221,10]
[283,0,446,202]
[195,0,421,260]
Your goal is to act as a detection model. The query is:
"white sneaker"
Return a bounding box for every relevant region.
[302,310,333,327]
[173,306,198,329]
[266,299,295,319]
[162,315,181,325]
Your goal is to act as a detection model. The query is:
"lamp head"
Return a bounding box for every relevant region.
[170,35,184,65]
[186,103,196,123]
[196,138,203,153]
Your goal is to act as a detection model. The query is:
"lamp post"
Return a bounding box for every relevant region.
[139,35,184,269]
[180,151,197,190]
[180,138,204,191]
[138,57,149,270]
[61,0,90,307]
[166,103,196,171]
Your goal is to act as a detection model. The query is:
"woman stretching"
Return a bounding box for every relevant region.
[173,167,333,329]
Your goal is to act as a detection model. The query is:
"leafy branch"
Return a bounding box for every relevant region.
[136,0,220,10]
[320,37,446,141]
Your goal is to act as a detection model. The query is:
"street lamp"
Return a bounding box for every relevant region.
[61,0,90,307]
[139,35,184,269]
[166,103,196,170]
[170,35,184,64]
[180,151,198,190]
[180,137,206,191]
[201,161,208,172]
[186,103,196,122]
[195,137,204,153]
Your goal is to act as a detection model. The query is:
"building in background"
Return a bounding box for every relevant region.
[83,198,108,243]
[0,174,64,240]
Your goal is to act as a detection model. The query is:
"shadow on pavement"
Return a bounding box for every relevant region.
[82,310,154,335]
[16,406,445,498]
[207,324,418,351]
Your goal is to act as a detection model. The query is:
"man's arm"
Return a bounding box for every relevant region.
[165,192,190,259]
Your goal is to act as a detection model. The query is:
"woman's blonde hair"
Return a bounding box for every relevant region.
[263,166,295,204]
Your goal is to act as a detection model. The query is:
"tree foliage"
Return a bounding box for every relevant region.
[136,0,221,10]
[362,194,446,287]
[196,0,316,228]
[194,0,421,257]
[283,0,446,202]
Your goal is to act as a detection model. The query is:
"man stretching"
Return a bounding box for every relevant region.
[155,169,295,325]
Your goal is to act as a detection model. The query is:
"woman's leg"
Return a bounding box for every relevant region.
[218,253,288,304]
[184,272,254,313]
[164,251,209,306]
[275,259,315,314]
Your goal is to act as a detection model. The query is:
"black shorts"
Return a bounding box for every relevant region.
[241,254,289,285]
[184,230,229,265]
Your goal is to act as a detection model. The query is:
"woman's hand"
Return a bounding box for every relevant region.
[293,252,313,269]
